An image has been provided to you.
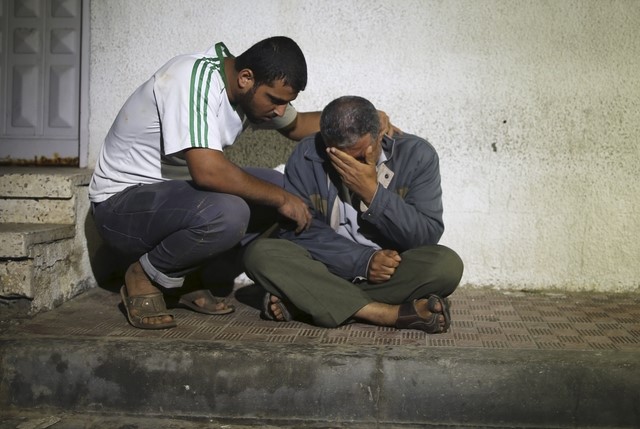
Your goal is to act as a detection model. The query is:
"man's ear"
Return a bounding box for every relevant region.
[237,68,255,91]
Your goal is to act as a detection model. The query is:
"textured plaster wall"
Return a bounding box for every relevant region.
[88,0,640,292]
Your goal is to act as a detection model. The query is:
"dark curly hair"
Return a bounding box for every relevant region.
[235,36,307,92]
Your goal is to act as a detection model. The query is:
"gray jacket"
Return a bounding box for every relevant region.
[279,132,444,280]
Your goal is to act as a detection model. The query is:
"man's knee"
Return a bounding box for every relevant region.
[196,194,250,242]
[244,238,271,271]
[435,245,464,291]
[406,245,464,294]
[244,239,295,271]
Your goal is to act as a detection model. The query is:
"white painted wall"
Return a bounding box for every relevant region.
[88,0,640,292]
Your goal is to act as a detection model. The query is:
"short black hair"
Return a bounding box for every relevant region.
[235,36,307,92]
[320,96,380,148]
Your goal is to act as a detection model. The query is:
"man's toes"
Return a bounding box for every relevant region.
[142,315,173,325]
[270,303,285,321]
[193,297,207,308]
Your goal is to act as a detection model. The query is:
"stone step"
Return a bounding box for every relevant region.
[0,167,92,224]
[0,223,75,258]
[0,197,79,224]
[0,167,92,199]
[0,258,34,298]
[1,287,639,428]
[0,223,78,304]
[0,168,96,313]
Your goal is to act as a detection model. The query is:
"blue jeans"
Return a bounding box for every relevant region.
[92,168,283,289]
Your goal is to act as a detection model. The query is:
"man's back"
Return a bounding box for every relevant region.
[89,45,238,203]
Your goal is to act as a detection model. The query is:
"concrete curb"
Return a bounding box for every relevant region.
[1,338,638,428]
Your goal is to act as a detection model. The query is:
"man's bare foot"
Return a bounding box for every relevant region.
[411,298,446,331]
[192,295,229,312]
[261,293,294,322]
[174,289,235,315]
[394,297,449,333]
[269,295,286,321]
[124,261,175,326]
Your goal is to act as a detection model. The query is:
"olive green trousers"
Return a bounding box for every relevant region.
[243,238,463,328]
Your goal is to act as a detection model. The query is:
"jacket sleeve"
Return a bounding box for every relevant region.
[360,140,444,251]
[278,144,377,280]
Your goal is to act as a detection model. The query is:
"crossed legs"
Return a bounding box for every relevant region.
[243,239,463,331]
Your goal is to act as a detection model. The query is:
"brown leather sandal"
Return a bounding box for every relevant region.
[120,286,177,330]
[395,295,450,334]
[166,289,235,315]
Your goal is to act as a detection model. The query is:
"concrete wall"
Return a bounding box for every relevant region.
[88,0,640,292]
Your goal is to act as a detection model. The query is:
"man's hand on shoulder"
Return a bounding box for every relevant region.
[377,111,402,137]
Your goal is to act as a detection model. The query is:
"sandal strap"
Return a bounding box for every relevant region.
[395,299,443,334]
[124,292,174,319]
[180,289,213,301]
[427,295,444,313]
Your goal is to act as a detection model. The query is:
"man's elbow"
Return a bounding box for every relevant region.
[188,170,222,191]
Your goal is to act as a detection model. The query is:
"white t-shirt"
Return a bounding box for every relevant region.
[89,42,297,203]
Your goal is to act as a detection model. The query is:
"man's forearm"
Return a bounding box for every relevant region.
[185,148,287,206]
[279,111,321,141]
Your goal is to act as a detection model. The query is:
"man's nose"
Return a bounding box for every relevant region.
[274,104,287,117]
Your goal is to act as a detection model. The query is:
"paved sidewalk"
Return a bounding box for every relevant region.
[1,284,639,428]
[4,284,639,350]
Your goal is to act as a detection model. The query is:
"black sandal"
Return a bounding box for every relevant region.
[395,295,449,334]
[261,292,294,322]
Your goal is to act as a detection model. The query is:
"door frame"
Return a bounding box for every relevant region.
[0,0,90,167]
[79,0,89,168]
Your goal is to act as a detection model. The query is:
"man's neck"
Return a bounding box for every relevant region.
[223,57,238,103]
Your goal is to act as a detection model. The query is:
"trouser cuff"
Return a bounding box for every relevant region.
[139,254,184,289]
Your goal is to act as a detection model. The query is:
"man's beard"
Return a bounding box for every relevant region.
[236,87,263,123]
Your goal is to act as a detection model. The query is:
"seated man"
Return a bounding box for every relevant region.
[243,95,463,333]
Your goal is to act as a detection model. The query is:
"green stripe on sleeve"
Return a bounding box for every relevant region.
[201,63,215,148]
[189,57,222,148]
[189,58,203,147]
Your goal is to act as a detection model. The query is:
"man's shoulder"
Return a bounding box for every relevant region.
[393,132,431,145]
[297,133,324,153]
[153,52,225,104]
[155,51,224,81]
[288,133,324,164]
[389,133,437,155]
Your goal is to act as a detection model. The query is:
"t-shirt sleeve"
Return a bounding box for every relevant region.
[154,57,227,155]
[250,103,298,130]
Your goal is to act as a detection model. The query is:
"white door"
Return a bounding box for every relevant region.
[0,0,84,166]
